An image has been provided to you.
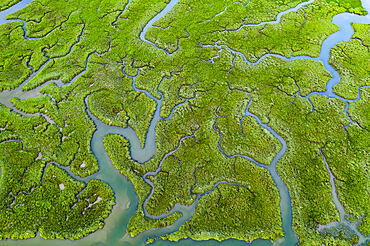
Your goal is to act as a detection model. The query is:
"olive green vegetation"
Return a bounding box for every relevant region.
[99,40,312,240]
[348,87,369,130]
[332,124,370,236]
[330,40,369,99]
[145,0,365,61]
[352,22,370,46]
[330,23,369,99]
[0,91,116,239]
[0,0,22,12]
[0,22,38,91]
[102,133,182,236]
[324,24,370,238]
[330,22,370,99]
[0,140,114,239]
[88,90,129,128]
[246,86,369,246]
[4,86,101,178]
[255,95,339,245]
[102,83,285,241]
[0,0,368,244]
[162,162,283,242]
[327,0,366,10]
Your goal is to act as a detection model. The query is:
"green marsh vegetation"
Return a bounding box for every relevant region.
[102,133,182,237]
[352,22,370,46]
[0,84,115,238]
[348,87,369,129]
[162,179,283,243]
[145,0,365,60]
[0,0,22,12]
[247,88,368,245]
[331,23,369,99]
[0,0,368,244]
[0,140,114,240]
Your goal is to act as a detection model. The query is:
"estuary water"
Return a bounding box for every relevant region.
[0,0,369,245]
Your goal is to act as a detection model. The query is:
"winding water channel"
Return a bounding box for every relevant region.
[0,0,369,245]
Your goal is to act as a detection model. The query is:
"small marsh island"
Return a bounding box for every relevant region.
[0,0,369,245]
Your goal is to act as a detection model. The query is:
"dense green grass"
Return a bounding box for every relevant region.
[103,133,182,236]
[331,24,370,99]
[0,141,115,240]
[0,0,22,11]
[0,0,368,243]
[162,164,283,243]
[348,87,369,130]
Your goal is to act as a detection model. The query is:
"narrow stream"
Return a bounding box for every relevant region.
[0,0,33,25]
[0,0,369,245]
[318,150,369,244]
[139,0,180,55]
